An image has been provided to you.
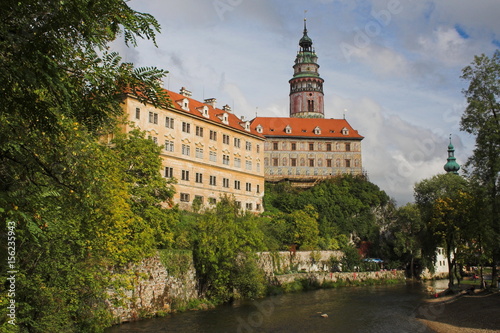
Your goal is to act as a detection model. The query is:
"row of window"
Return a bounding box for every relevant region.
[270,141,354,152]
[179,193,261,211]
[265,157,360,168]
[169,167,260,192]
[150,138,260,171]
[136,108,259,152]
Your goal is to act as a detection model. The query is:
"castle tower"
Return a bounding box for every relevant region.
[444,136,460,174]
[289,19,325,118]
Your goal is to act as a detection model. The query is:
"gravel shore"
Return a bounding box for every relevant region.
[416,290,500,333]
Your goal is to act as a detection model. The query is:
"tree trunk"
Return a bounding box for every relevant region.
[447,245,454,289]
[410,256,415,279]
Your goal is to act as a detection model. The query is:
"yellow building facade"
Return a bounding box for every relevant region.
[121,87,265,212]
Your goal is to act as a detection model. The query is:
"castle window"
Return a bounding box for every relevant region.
[210,130,217,141]
[291,158,297,167]
[209,151,217,162]
[181,170,190,181]
[291,142,297,151]
[165,117,174,129]
[309,159,315,167]
[345,159,351,168]
[195,172,203,183]
[149,112,158,124]
[135,107,140,119]
[309,143,314,151]
[273,142,279,150]
[326,143,332,151]
[195,126,204,137]
[345,143,351,151]
[164,140,174,152]
[180,193,190,202]
[164,167,173,178]
[326,159,332,167]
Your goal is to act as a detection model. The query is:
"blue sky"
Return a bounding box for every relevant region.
[114,0,500,205]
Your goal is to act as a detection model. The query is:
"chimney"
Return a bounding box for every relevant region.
[222,104,232,113]
[179,87,192,97]
[204,98,217,108]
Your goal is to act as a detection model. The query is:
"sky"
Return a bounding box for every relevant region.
[112,0,500,205]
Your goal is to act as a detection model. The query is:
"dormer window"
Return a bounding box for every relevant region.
[285,125,292,134]
[342,127,349,136]
[245,121,250,132]
[314,126,321,135]
[222,113,228,125]
[182,98,189,111]
[256,125,263,133]
[197,106,209,118]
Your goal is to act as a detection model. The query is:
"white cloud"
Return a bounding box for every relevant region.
[417,26,469,66]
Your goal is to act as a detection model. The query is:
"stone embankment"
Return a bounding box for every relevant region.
[108,251,404,323]
[108,255,198,323]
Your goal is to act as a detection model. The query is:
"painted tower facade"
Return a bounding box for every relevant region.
[289,19,325,118]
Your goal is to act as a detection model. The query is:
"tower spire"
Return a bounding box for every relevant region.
[444,135,460,174]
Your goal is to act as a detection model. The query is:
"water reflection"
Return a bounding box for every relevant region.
[106,283,436,333]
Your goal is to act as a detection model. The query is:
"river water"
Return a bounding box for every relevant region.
[106,282,441,333]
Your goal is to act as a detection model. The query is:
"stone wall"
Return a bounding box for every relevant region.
[108,255,198,323]
[257,251,343,276]
[272,270,405,286]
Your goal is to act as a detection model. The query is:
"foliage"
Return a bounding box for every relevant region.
[0,1,171,331]
[192,196,267,303]
[264,175,393,255]
[341,245,362,272]
[391,203,424,277]
[414,173,471,287]
[111,129,177,248]
[461,51,500,286]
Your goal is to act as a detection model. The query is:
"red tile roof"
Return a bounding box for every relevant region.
[163,89,266,138]
[250,117,363,139]
[128,87,264,139]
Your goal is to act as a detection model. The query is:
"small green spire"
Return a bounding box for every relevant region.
[444,135,460,174]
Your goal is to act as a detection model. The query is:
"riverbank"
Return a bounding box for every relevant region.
[417,289,500,332]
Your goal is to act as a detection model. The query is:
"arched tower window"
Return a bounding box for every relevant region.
[308,100,314,112]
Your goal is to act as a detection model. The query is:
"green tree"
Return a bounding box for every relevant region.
[461,51,500,287]
[289,205,320,250]
[192,196,266,303]
[393,203,424,279]
[414,173,470,288]
[111,128,177,248]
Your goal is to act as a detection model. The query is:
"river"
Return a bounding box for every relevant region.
[106,282,442,332]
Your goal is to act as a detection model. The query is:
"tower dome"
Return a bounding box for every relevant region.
[444,136,460,174]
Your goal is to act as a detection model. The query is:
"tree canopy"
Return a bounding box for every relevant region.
[0,1,173,331]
